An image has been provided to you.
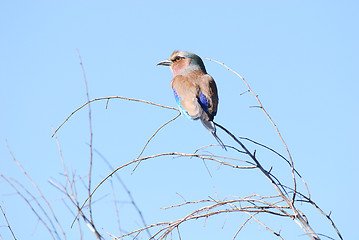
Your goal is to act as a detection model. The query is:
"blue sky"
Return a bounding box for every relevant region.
[1,1,358,239]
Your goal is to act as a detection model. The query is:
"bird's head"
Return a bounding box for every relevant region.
[157,50,207,76]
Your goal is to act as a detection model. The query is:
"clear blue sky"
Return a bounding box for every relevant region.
[1,1,358,239]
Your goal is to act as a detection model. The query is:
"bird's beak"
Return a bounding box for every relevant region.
[157,59,172,66]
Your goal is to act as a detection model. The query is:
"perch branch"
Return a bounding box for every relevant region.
[204,57,297,202]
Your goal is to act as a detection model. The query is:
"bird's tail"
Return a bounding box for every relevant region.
[200,116,227,150]
[211,131,227,150]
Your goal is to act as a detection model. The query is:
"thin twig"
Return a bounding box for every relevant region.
[288,189,343,240]
[52,97,179,137]
[10,177,61,240]
[232,213,255,239]
[94,148,152,238]
[76,48,99,240]
[48,179,103,239]
[0,205,17,240]
[110,181,122,235]
[194,144,246,155]
[52,130,103,239]
[53,130,92,237]
[248,212,284,240]
[6,141,65,240]
[0,175,56,240]
[132,112,181,173]
[240,137,310,198]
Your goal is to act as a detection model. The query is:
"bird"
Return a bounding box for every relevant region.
[157,50,225,149]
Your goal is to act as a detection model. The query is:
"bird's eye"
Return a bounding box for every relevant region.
[175,56,182,61]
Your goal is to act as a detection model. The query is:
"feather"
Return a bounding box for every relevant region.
[198,92,208,113]
[200,114,226,150]
[212,131,227,150]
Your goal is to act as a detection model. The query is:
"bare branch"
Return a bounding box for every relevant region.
[94,148,152,238]
[6,141,66,239]
[248,212,284,240]
[52,96,179,137]
[48,179,103,239]
[76,48,100,240]
[0,205,17,240]
[213,122,320,240]
[51,132,103,239]
[132,112,181,172]
[73,152,258,226]
[287,189,343,240]
[204,57,298,202]
[232,213,256,239]
[115,200,292,240]
[0,175,56,240]
[10,177,61,240]
[110,180,122,235]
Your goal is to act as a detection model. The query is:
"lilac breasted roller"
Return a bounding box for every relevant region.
[157,50,225,148]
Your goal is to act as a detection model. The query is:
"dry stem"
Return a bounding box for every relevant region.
[0,205,17,240]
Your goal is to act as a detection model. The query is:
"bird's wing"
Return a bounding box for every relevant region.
[197,74,218,119]
[171,75,201,119]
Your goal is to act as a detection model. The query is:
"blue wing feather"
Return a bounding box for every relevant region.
[198,92,208,113]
